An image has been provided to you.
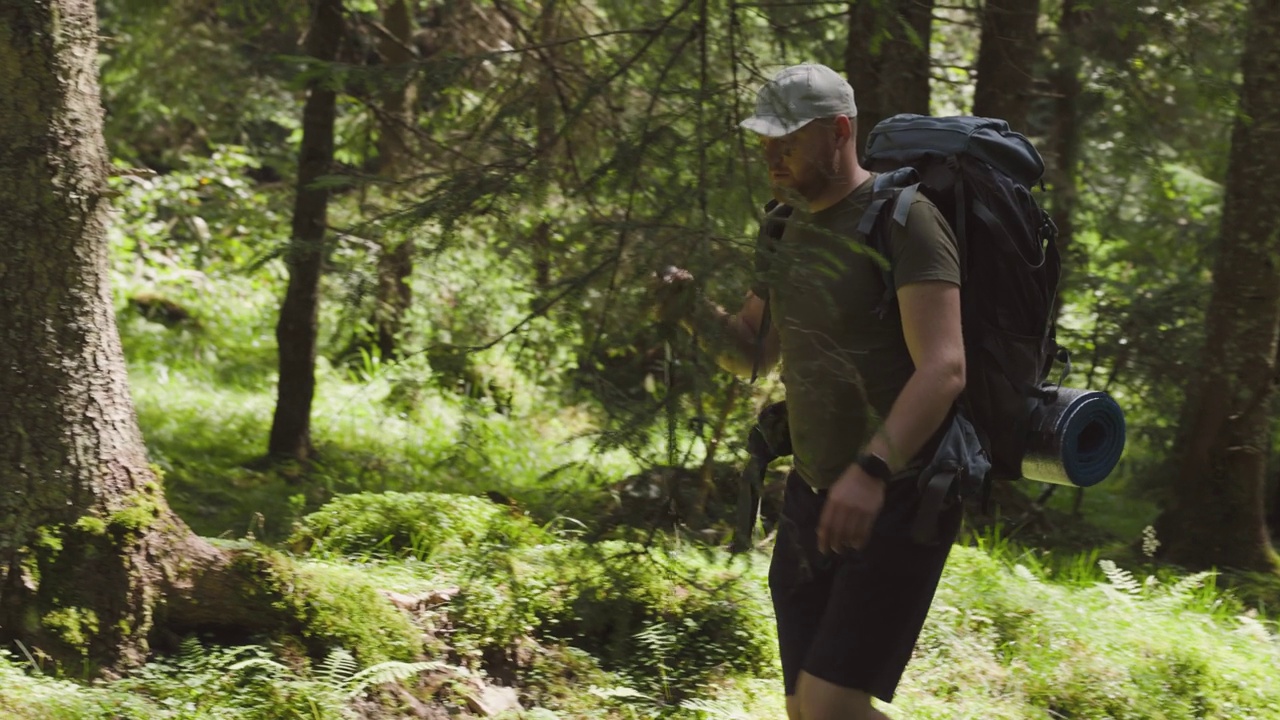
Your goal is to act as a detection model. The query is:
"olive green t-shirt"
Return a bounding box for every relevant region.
[753,175,961,490]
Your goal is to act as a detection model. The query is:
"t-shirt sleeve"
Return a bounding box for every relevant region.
[887,196,961,290]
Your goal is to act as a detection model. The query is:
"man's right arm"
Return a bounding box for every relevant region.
[681,290,780,378]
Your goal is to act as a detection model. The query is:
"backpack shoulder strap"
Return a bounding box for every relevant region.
[857,169,921,319]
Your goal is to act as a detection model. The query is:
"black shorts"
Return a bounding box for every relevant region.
[768,471,962,703]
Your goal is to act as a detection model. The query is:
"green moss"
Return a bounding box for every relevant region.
[445,540,777,698]
[107,487,162,535]
[229,546,421,665]
[34,525,63,553]
[288,491,549,560]
[43,607,99,652]
[73,515,107,536]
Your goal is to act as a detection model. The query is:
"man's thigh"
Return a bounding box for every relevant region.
[769,473,836,698]
[799,479,963,704]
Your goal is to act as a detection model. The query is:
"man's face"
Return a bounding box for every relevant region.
[757,117,846,202]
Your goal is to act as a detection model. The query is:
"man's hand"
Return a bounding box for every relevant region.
[651,266,696,324]
[816,464,886,554]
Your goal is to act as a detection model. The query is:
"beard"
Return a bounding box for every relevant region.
[772,152,843,206]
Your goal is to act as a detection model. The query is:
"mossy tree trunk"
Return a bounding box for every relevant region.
[269,0,345,461]
[845,0,934,154]
[0,0,376,675]
[1154,0,1280,574]
[972,0,1041,131]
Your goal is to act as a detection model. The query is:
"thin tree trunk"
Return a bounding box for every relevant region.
[1048,0,1083,307]
[0,0,343,672]
[369,0,418,361]
[531,0,561,291]
[972,0,1041,130]
[269,0,344,461]
[1154,0,1280,573]
[845,0,935,154]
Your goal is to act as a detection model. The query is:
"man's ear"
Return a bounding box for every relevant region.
[834,115,854,147]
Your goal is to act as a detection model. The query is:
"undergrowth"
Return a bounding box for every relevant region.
[48,170,1276,719]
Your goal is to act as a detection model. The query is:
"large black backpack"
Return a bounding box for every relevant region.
[736,114,1064,545]
[858,113,1064,484]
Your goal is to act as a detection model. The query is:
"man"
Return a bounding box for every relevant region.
[656,63,966,719]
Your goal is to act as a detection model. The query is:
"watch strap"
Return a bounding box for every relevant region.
[857,452,893,483]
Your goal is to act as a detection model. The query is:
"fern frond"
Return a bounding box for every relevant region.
[1166,570,1215,602]
[176,637,205,665]
[1013,563,1043,586]
[344,660,445,698]
[227,657,291,675]
[1099,560,1142,596]
[316,648,360,687]
[679,697,749,719]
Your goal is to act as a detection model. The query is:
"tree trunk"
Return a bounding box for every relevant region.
[516,0,562,293]
[972,0,1041,130]
[269,0,344,461]
[1046,0,1083,283]
[369,0,418,361]
[845,0,935,155]
[0,0,345,673]
[375,0,416,179]
[1154,0,1280,573]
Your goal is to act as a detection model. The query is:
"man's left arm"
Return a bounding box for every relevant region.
[816,200,965,555]
[860,280,966,472]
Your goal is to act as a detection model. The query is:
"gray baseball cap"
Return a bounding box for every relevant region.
[739,63,858,138]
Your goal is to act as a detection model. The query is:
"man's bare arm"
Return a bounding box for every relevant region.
[681,291,780,378]
[862,279,967,471]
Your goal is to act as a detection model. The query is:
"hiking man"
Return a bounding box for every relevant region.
[655,63,966,719]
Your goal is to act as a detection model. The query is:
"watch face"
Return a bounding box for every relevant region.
[860,454,892,481]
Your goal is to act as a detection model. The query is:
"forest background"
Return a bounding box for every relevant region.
[1,0,1280,717]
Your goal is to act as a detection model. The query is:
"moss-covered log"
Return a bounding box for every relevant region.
[0,0,418,675]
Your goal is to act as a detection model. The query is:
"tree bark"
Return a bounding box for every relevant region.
[531,0,561,293]
[1046,0,1084,337]
[269,0,345,461]
[369,0,418,361]
[972,0,1041,131]
[1047,0,1082,268]
[845,0,935,155]
[1154,0,1280,573]
[0,0,342,673]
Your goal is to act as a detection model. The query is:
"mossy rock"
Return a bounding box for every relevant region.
[289,491,548,560]
[446,540,778,697]
[224,544,422,665]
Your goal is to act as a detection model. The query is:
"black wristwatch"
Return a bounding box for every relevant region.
[856,452,893,483]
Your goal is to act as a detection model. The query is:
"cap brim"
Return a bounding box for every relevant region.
[739,115,811,138]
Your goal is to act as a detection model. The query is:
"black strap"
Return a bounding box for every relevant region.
[912,470,960,545]
[731,455,766,553]
[953,175,968,282]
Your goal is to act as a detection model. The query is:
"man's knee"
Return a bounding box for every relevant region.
[796,671,890,720]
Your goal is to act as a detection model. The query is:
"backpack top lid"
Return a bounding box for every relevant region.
[863,113,1046,189]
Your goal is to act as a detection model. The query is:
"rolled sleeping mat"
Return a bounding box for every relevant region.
[1022,386,1126,488]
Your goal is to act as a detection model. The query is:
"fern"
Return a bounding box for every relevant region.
[1099,560,1143,597]
[1013,563,1044,587]
[343,659,445,698]
[1153,570,1217,610]
[316,648,361,688]
[679,697,750,719]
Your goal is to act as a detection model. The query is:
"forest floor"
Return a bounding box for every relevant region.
[1,273,1278,719]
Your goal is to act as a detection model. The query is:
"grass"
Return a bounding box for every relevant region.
[2,235,1267,718]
